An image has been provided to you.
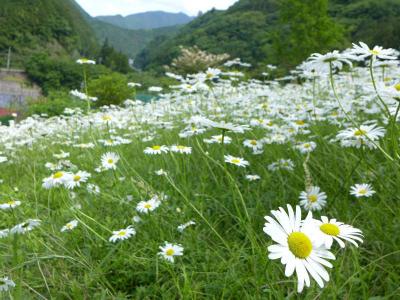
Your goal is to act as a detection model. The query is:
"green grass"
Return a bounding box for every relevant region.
[0,117,399,299]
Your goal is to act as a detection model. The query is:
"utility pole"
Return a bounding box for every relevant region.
[6,47,11,70]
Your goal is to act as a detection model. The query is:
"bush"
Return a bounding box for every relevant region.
[88,73,135,107]
[25,91,86,117]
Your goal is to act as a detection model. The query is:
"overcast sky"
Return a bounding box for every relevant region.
[76,0,238,17]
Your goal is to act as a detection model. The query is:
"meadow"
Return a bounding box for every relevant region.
[0,42,400,299]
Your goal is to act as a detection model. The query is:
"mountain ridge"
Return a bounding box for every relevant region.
[95,11,195,30]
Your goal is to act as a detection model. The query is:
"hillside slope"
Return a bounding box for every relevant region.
[137,0,400,71]
[96,11,194,30]
[90,20,181,58]
[0,0,98,66]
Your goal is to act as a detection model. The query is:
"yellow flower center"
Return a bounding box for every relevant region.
[287,232,312,258]
[231,158,241,164]
[102,115,112,121]
[354,129,366,136]
[108,159,114,164]
[308,194,318,202]
[66,223,73,229]
[117,231,126,236]
[7,200,16,205]
[358,188,367,195]
[320,223,340,236]
[394,83,400,92]
[177,145,185,150]
[144,203,152,209]
[166,248,175,256]
[303,143,311,148]
[152,145,161,150]
[250,140,257,145]
[73,175,81,182]
[295,120,305,126]
[53,172,64,179]
[370,49,380,55]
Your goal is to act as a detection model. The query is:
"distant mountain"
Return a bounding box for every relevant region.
[96,11,195,30]
[69,2,187,58]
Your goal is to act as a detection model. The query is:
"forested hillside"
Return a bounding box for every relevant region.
[96,11,194,30]
[90,21,181,58]
[0,0,98,65]
[136,0,400,71]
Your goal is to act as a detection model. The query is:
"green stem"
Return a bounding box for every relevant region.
[369,57,390,117]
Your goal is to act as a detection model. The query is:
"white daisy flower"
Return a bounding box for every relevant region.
[64,171,91,189]
[158,242,184,263]
[299,186,327,211]
[136,198,161,214]
[177,220,196,233]
[224,155,249,167]
[170,145,192,154]
[308,215,363,248]
[336,124,385,149]
[203,135,232,144]
[0,156,8,163]
[0,229,10,239]
[11,219,41,234]
[0,276,16,292]
[42,171,71,189]
[0,200,21,210]
[296,142,317,154]
[109,226,136,243]
[155,169,168,176]
[53,151,70,159]
[76,58,96,64]
[243,139,263,151]
[264,205,335,293]
[350,42,398,60]
[245,174,260,181]
[144,145,169,155]
[101,152,120,170]
[350,183,375,198]
[87,183,100,195]
[61,220,78,232]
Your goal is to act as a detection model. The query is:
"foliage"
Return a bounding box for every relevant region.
[25,54,82,95]
[0,0,98,58]
[88,73,135,107]
[137,0,400,73]
[166,46,230,75]
[273,0,344,69]
[97,39,131,73]
[25,53,111,95]
[25,91,86,117]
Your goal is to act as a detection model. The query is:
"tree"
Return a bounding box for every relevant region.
[273,0,344,69]
[97,39,131,73]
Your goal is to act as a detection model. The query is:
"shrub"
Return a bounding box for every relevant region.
[88,73,135,107]
[25,91,86,117]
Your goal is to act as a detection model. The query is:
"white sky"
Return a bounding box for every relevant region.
[75,0,238,17]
